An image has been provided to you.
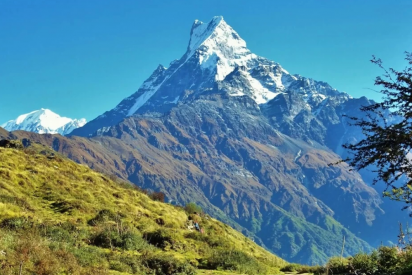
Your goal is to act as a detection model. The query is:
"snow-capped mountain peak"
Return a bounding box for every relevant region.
[1,109,86,135]
[71,16,351,136]
[186,16,255,81]
[187,16,246,56]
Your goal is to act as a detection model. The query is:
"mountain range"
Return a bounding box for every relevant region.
[1,16,409,264]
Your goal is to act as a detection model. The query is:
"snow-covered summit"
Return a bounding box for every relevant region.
[1,109,86,136]
[185,16,255,81]
[71,16,351,137]
[122,16,288,114]
[188,16,225,51]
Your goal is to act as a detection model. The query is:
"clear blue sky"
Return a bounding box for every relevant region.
[1,0,411,122]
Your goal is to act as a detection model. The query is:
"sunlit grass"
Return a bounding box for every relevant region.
[0,144,286,274]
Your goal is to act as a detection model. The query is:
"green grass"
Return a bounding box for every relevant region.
[0,144,286,274]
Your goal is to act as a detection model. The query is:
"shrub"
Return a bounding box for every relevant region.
[0,216,32,230]
[149,191,165,202]
[91,229,122,249]
[326,256,349,274]
[144,254,196,275]
[280,263,301,272]
[378,246,401,274]
[40,225,75,244]
[91,227,151,251]
[184,202,202,215]
[203,249,267,275]
[350,251,378,274]
[145,229,174,249]
[121,231,151,251]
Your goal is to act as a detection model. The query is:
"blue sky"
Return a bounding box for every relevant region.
[1,0,411,122]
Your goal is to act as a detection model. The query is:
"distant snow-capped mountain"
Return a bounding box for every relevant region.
[1,109,86,135]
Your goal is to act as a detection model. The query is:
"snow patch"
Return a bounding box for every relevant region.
[245,74,281,104]
[127,84,161,116]
[294,150,302,162]
[172,96,180,104]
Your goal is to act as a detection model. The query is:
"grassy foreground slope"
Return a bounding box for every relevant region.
[0,143,286,275]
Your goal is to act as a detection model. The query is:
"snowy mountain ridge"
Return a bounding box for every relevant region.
[1,109,86,136]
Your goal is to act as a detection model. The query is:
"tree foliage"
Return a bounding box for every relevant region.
[343,52,412,207]
[324,246,412,275]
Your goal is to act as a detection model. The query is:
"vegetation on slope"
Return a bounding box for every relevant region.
[283,245,412,275]
[323,246,412,275]
[0,142,286,274]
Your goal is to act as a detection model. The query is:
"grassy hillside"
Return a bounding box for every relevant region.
[0,142,286,274]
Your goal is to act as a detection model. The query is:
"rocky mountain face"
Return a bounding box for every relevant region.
[15,16,407,263]
[1,108,86,135]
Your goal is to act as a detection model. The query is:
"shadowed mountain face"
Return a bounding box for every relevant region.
[8,17,408,263]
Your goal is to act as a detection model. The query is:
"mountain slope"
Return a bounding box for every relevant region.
[4,107,373,265]
[2,109,86,135]
[0,142,287,274]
